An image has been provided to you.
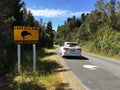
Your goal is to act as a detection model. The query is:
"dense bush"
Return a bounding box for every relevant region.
[55,0,120,59]
[0,0,54,75]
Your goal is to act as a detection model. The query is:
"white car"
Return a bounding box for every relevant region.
[60,42,82,57]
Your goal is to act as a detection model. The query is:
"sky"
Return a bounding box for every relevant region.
[24,0,99,30]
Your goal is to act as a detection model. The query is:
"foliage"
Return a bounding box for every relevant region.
[55,0,120,59]
[0,48,61,90]
[54,15,85,45]
[0,0,24,75]
[46,21,54,47]
[0,0,54,75]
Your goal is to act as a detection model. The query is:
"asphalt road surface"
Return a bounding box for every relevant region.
[57,48,120,90]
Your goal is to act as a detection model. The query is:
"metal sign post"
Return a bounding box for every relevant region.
[33,44,36,72]
[18,44,21,74]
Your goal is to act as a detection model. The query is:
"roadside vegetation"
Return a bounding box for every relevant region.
[0,0,54,75]
[0,47,66,90]
[0,0,62,89]
[54,0,120,60]
[0,0,120,89]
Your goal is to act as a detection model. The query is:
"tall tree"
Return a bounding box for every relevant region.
[117,1,120,11]
[46,21,52,33]
[12,0,25,25]
[46,21,54,47]
[95,0,107,22]
[25,11,35,26]
[106,0,116,28]
[0,0,25,75]
[95,0,105,14]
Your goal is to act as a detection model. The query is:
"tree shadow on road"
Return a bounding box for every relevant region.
[63,56,89,60]
[57,68,71,73]
[56,83,72,90]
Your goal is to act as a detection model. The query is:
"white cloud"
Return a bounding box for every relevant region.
[27,8,89,18]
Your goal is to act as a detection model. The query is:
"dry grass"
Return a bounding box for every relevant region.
[1,47,84,90]
[7,48,62,90]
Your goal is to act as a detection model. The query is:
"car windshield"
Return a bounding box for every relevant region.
[66,43,79,47]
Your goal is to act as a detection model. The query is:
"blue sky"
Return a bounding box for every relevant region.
[24,0,99,30]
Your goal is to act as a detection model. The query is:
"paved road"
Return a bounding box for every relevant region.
[57,48,120,90]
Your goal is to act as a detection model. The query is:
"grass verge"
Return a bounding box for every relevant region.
[0,47,65,90]
[82,43,120,61]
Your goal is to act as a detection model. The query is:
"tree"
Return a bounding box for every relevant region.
[105,0,116,27]
[95,0,106,14]
[46,21,54,47]
[46,21,52,33]
[55,0,120,59]
[112,1,120,30]
[117,1,120,12]
[12,0,25,25]
[25,11,35,26]
[0,0,25,75]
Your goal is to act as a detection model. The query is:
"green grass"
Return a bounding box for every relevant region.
[1,47,63,90]
[82,43,120,61]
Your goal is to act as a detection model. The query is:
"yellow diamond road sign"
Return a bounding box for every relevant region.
[14,26,39,44]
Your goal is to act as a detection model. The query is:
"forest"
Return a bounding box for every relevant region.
[55,0,120,59]
[0,0,54,75]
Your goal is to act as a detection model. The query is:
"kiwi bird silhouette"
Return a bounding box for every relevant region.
[21,31,32,40]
